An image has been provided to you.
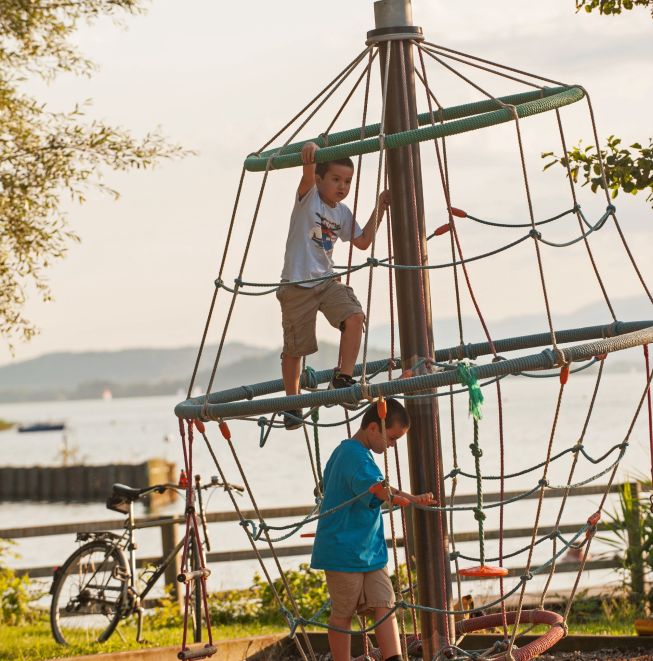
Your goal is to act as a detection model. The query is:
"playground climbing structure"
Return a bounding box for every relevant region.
[172,2,653,659]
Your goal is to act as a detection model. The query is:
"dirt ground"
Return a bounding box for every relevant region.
[539,651,653,661]
[284,649,653,660]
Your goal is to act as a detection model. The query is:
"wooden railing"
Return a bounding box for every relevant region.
[1,482,644,600]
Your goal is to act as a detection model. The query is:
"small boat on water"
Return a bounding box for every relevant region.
[18,421,66,433]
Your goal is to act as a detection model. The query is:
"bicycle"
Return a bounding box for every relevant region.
[49,474,242,647]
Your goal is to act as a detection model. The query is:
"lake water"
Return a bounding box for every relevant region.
[0,359,651,605]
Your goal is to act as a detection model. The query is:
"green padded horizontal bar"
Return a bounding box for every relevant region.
[174,321,652,421]
[244,86,584,172]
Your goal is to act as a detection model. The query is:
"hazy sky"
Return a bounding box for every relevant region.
[2,1,652,365]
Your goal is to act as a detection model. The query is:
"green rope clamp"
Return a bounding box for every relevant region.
[303,365,319,390]
[469,443,483,458]
[457,362,484,420]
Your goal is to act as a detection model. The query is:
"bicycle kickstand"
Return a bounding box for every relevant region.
[136,606,145,642]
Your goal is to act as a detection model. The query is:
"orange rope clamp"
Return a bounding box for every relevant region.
[587,512,601,526]
[377,397,387,420]
[369,482,386,499]
[560,364,570,385]
[434,223,451,236]
[451,206,467,218]
[594,353,607,361]
[193,419,206,434]
[585,511,601,540]
[400,369,414,379]
[300,532,316,538]
[178,469,188,489]
[458,565,509,578]
[219,421,231,440]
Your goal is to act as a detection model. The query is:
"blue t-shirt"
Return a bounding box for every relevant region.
[310,439,386,572]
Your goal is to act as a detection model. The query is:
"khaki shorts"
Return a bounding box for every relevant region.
[276,279,364,358]
[325,567,395,619]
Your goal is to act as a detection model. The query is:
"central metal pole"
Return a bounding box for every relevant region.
[369,1,453,656]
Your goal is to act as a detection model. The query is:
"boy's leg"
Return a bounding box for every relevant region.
[325,571,364,661]
[359,568,399,659]
[372,607,401,659]
[339,312,364,376]
[276,283,319,428]
[328,615,353,661]
[319,281,365,377]
[281,354,302,396]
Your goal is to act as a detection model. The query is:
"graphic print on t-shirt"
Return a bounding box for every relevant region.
[311,211,341,252]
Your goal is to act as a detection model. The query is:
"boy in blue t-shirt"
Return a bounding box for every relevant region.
[311,398,434,661]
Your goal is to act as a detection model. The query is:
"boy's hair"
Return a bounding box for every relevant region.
[315,157,354,179]
[361,397,410,430]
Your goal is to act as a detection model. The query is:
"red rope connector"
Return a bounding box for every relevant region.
[219,421,231,440]
[451,206,467,218]
[594,353,608,361]
[178,469,188,489]
[300,532,316,538]
[400,369,414,379]
[560,365,570,385]
[585,511,601,540]
[193,419,206,434]
[377,396,387,421]
[434,222,451,236]
[459,565,509,579]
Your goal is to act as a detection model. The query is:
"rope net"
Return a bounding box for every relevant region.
[172,32,653,661]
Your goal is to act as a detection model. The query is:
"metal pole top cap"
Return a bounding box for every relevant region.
[367,0,423,44]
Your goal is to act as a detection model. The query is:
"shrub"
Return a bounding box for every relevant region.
[0,540,39,625]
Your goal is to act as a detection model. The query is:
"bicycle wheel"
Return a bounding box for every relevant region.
[50,540,129,645]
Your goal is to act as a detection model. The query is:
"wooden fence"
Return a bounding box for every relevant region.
[0,459,176,509]
[0,482,644,602]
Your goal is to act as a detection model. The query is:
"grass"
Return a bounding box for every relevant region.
[0,616,287,661]
[0,596,643,660]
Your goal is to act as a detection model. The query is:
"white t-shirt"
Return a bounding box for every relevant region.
[281,185,362,287]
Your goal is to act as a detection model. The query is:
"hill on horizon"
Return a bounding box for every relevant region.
[0,294,650,403]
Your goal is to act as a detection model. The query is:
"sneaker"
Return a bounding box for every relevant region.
[283,409,303,431]
[328,371,358,410]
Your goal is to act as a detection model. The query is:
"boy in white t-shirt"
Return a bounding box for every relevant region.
[278,141,390,430]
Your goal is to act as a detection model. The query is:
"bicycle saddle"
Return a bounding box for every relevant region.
[112,483,149,501]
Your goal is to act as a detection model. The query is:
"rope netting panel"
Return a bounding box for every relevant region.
[172,28,653,661]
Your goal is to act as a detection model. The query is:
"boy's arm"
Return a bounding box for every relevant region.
[298,142,318,200]
[352,189,391,250]
[369,481,435,506]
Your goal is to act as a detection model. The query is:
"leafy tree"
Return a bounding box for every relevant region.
[543,137,653,208]
[576,0,653,17]
[0,1,184,345]
[543,4,652,206]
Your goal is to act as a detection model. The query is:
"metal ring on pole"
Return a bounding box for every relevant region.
[243,86,584,172]
[366,25,425,45]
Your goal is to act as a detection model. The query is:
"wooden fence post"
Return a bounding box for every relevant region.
[161,520,182,609]
[626,481,645,605]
